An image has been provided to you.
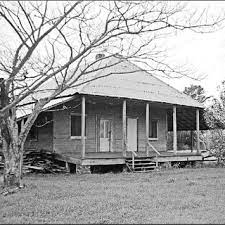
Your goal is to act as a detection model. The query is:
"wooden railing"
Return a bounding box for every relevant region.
[130,149,137,169]
[125,143,137,169]
[147,141,161,156]
[125,142,160,170]
[147,141,160,168]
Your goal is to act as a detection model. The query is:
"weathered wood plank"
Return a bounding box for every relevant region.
[85,152,123,159]
[122,100,127,157]
[81,158,125,165]
[158,155,202,162]
[196,108,200,154]
[190,130,193,151]
[95,114,99,152]
[146,103,149,154]
[81,96,86,159]
[173,105,177,154]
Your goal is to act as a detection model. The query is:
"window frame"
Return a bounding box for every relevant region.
[148,119,158,141]
[70,113,87,139]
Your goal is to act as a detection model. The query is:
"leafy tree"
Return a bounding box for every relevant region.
[204,81,225,162]
[0,1,224,190]
[183,84,211,103]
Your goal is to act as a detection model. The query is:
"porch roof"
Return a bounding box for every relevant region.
[17,55,204,119]
[78,56,203,109]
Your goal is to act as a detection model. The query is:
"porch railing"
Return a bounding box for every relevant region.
[147,141,160,168]
[147,141,161,156]
[125,142,137,169]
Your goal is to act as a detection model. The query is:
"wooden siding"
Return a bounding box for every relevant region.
[52,97,168,155]
[53,109,81,157]
[24,116,53,152]
[148,107,167,152]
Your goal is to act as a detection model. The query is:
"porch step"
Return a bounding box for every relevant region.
[125,156,158,173]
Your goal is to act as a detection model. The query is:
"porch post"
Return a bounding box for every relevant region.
[81,96,86,159]
[165,110,168,146]
[173,105,177,154]
[190,130,193,152]
[122,100,127,157]
[196,108,200,154]
[146,103,149,154]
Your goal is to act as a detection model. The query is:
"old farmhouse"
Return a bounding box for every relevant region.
[17,55,208,173]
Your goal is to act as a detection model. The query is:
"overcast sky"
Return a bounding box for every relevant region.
[160,1,225,98]
[1,1,225,99]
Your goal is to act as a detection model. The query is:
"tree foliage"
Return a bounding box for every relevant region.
[204,80,225,162]
[183,84,211,103]
[204,81,225,129]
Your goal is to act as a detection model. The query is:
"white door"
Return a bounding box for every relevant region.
[100,119,111,152]
[127,118,137,152]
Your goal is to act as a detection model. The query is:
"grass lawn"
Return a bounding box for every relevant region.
[0,167,225,224]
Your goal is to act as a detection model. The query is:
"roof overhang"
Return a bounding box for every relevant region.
[167,107,209,131]
[16,93,208,131]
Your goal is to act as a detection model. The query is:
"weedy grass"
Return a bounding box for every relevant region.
[0,168,225,224]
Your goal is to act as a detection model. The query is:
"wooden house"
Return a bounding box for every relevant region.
[18,55,208,173]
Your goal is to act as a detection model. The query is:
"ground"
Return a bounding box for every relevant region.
[0,167,225,224]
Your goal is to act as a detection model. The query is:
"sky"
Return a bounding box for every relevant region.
[1,1,225,99]
[159,1,225,98]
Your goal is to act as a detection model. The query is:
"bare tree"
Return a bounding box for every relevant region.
[0,1,224,190]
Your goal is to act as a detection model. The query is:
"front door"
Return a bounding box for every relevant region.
[127,118,137,152]
[100,119,111,152]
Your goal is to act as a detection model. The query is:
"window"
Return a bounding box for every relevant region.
[149,120,158,139]
[71,114,86,137]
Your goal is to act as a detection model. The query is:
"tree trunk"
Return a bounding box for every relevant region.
[2,138,21,188]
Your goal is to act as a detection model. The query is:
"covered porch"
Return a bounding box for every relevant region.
[55,94,207,167]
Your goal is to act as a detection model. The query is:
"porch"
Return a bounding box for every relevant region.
[51,94,207,171]
[77,94,205,156]
[55,150,203,167]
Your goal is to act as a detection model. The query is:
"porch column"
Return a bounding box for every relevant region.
[173,105,177,154]
[146,103,149,152]
[196,108,200,154]
[190,130,193,152]
[122,100,127,157]
[165,110,168,143]
[81,96,86,159]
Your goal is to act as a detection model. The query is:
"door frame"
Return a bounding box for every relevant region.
[97,116,113,152]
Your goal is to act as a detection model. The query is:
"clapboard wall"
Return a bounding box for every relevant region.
[52,96,168,157]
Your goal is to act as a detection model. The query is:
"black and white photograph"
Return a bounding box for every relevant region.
[0,1,225,224]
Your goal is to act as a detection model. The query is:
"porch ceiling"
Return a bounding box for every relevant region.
[86,94,209,131]
[85,94,174,109]
[167,107,209,131]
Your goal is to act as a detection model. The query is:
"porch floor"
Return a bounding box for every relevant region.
[55,150,203,166]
